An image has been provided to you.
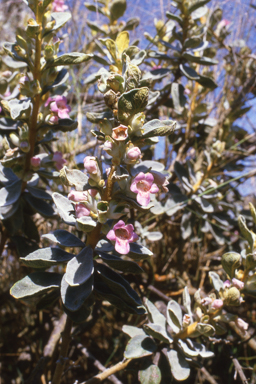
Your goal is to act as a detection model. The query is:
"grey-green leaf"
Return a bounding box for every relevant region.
[124,335,157,359]
[65,246,94,286]
[8,98,31,120]
[143,324,172,343]
[10,272,61,299]
[118,87,149,123]
[52,192,76,225]
[122,325,146,338]
[166,349,190,381]
[140,119,176,138]
[42,229,85,247]
[139,364,161,384]
[209,271,224,291]
[0,180,22,207]
[20,247,74,268]
[167,300,182,334]
[46,52,93,68]
[145,298,166,329]
[61,274,93,311]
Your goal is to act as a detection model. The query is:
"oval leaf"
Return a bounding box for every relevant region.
[65,246,94,286]
[124,335,157,359]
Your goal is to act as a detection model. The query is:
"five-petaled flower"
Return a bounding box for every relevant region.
[52,0,68,12]
[130,172,159,206]
[45,95,71,119]
[107,220,138,254]
[112,125,128,141]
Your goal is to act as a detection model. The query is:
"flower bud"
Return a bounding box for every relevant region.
[211,299,223,309]
[223,287,241,306]
[232,278,244,290]
[126,146,141,162]
[68,191,88,202]
[30,156,41,168]
[19,141,30,153]
[235,318,249,332]
[223,280,231,288]
[75,203,90,218]
[182,314,191,326]
[84,156,98,174]
[201,297,212,306]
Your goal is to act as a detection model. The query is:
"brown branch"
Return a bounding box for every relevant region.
[232,358,249,384]
[52,316,73,384]
[25,314,67,384]
[81,358,132,384]
[200,367,218,384]
[77,344,124,384]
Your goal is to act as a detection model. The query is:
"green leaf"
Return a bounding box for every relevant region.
[86,110,113,123]
[8,98,31,120]
[238,215,256,252]
[86,20,107,35]
[171,83,186,113]
[129,243,153,260]
[42,229,85,247]
[124,335,157,359]
[27,186,52,200]
[167,300,182,334]
[52,192,76,226]
[60,167,89,191]
[109,0,126,21]
[10,272,61,299]
[145,299,166,328]
[50,12,72,31]
[52,118,78,132]
[84,3,105,15]
[61,274,94,311]
[95,280,145,315]
[144,324,172,343]
[63,300,93,323]
[244,274,256,298]
[140,119,176,138]
[166,11,183,25]
[99,38,117,62]
[221,253,241,279]
[182,287,192,317]
[65,246,94,286]
[98,251,143,274]
[20,247,74,268]
[42,68,69,95]
[0,180,22,207]
[180,64,217,89]
[118,87,149,123]
[122,325,146,338]
[95,239,114,253]
[24,194,55,217]
[196,323,215,337]
[96,263,143,308]
[209,271,224,291]
[182,52,218,66]
[139,364,161,384]
[174,162,193,193]
[190,5,208,19]
[166,349,190,381]
[46,52,93,68]
[184,37,202,49]
[188,0,210,14]
[76,216,97,232]
[177,339,199,357]
[3,42,29,65]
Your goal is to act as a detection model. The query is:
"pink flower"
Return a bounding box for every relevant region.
[68,191,88,202]
[211,299,223,310]
[130,172,159,206]
[45,96,71,119]
[102,140,113,153]
[112,125,128,141]
[126,147,141,161]
[183,314,191,325]
[201,297,212,306]
[151,65,162,70]
[106,220,139,254]
[83,156,98,174]
[53,151,67,171]
[49,115,59,124]
[235,318,249,332]
[75,203,90,218]
[223,280,231,289]
[30,156,41,168]
[232,278,244,290]
[89,189,98,197]
[52,0,68,12]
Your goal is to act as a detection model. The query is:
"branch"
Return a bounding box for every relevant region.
[232,358,249,384]
[77,343,124,384]
[81,359,132,384]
